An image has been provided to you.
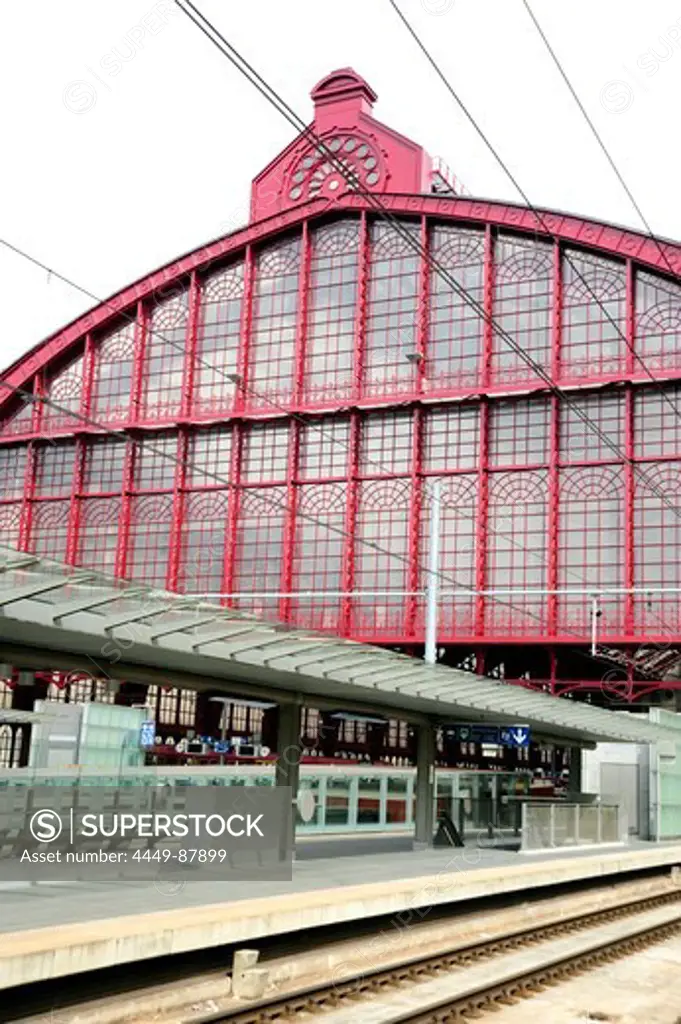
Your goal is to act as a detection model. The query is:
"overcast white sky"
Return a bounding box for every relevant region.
[2,0,681,370]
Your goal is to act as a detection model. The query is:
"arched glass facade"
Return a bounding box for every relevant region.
[3,202,681,703]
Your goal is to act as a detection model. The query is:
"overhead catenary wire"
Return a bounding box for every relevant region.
[384,0,681,471]
[0,2,668,662]
[521,0,681,286]
[173,0,681,540]
[170,0,681,670]
[0,6,670,668]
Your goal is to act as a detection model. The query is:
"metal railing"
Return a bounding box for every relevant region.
[520,801,626,851]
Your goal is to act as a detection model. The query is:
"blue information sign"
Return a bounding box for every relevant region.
[447,724,531,748]
[140,720,156,748]
[500,725,531,748]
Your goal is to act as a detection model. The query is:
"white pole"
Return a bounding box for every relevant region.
[590,596,600,656]
[425,480,441,665]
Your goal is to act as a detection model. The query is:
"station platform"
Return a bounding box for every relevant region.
[1,838,680,991]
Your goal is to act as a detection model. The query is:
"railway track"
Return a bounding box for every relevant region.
[198,886,681,1024]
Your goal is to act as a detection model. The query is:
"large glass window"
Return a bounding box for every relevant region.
[489,399,549,467]
[92,321,136,422]
[195,262,244,414]
[241,422,289,483]
[291,482,346,631]
[633,463,681,631]
[0,446,27,499]
[232,487,286,616]
[304,220,359,402]
[0,398,34,437]
[30,500,71,559]
[77,497,121,573]
[34,442,77,496]
[636,271,681,374]
[126,494,173,586]
[364,223,420,397]
[492,235,553,384]
[352,479,410,635]
[558,466,624,633]
[186,427,232,488]
[82,438,127,493]
[298,417,350,480]
[360,412,413,475]
[249,238,301,408]
[178,491,229,595]
[141,292,189,419]
[420,475,477,636]
[562,250,626,379]
[634,386,681,459]
[423,406,479,471]
[428,226,484,389]
[42,354,85,431]
[0,504,21,548]
[486,471,547,633]
[133,434,177,491]
[560,392,623,463]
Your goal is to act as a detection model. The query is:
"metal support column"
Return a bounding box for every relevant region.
[276,700,302,854]
[424,479,441,665]
[414,721,436,850]
[569,746,582,796]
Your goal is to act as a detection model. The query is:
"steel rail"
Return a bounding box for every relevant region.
[197,886,681,1023]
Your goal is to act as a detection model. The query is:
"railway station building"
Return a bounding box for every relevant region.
[1,69,681,774]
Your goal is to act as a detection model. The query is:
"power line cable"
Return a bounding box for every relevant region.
[170,0,681,674]
[0,5,662,669]
[385,0,681,462]
[175,0,681,537]
[521,0,681,285]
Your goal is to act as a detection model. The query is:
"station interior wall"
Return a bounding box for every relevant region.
[649,708,681,839]
[0,763,529,835]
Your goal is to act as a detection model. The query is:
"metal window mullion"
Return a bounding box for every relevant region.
[475,399,490,637]
[406,406,422,640]
[81,333,96,421]
[115,437,135,579]
[18,436,37,551]
[474,226,494,638]
[279,421,299,624]
[481,225,494,389]
[353,211,369,401]
[625,258,635,377]
[222,422,242,608]
[130,300,147,426]
[32,371,45,436]
[236,245,255,415]
[547,394,559,636]
[292,221,310,407]
[416,215,430,393]
[181,272,201,419]
[166,431,187,592]
[624,385,635,636]
[65,439,85,566]
[340,412,360,636]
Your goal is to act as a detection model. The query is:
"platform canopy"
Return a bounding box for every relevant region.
[0,546,676,747]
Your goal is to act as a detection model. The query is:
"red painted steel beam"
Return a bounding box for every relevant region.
[222,422,243,609]
[9,193,681,411]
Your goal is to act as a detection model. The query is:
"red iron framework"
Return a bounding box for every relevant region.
[2,69,681,709]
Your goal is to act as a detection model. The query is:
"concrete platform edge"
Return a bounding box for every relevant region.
[1,843,680,991]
